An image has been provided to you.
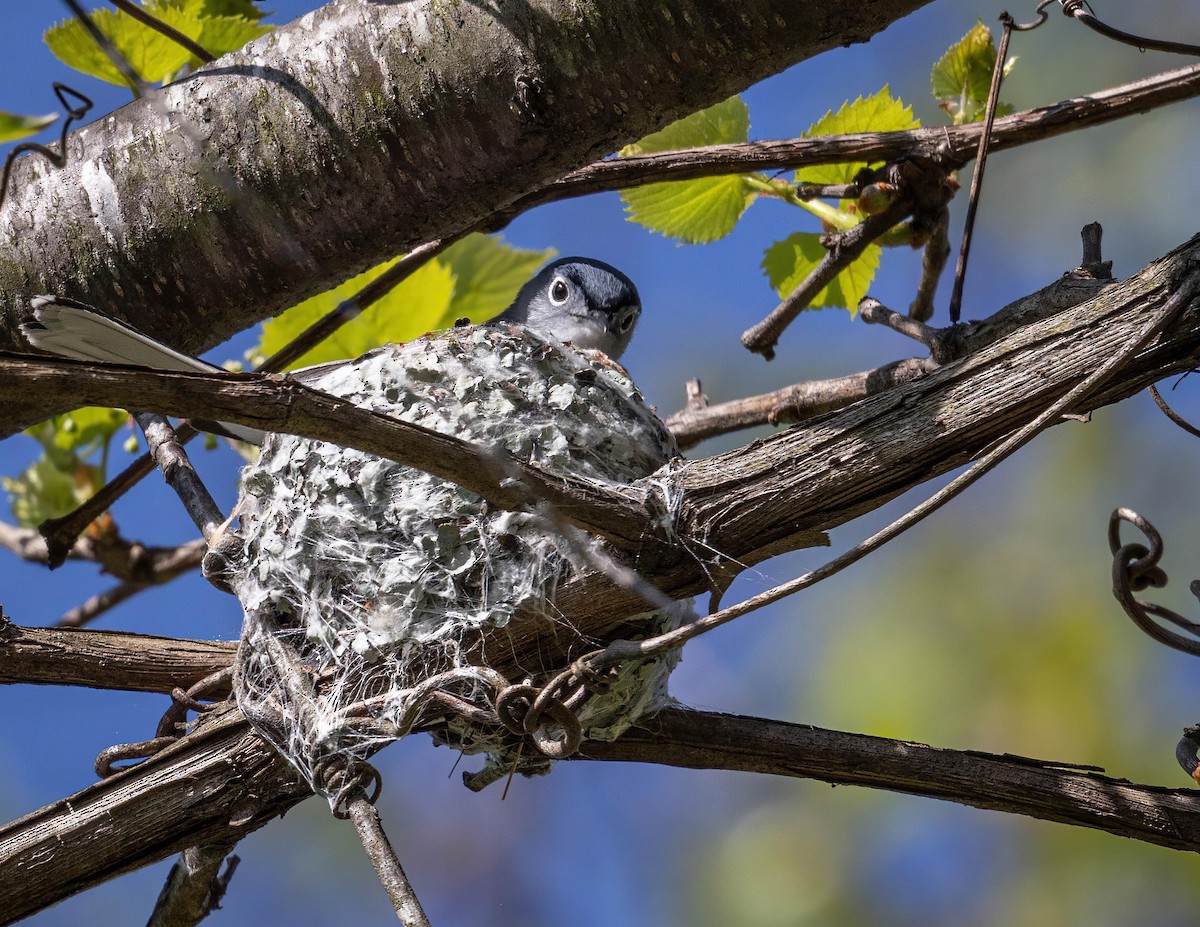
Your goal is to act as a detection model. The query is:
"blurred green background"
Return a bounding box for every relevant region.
[3,1,1200,925]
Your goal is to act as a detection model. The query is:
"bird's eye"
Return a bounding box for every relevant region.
[617,307,638,333]
[549,277,570,305]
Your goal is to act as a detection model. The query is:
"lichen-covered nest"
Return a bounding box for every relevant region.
[233,324,683,791]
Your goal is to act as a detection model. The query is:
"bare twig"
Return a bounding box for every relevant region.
[146,844,239,927]
[740,157,956,358]
[346,797,431,927]
[60,581,149,628]
[740,195,915,359]
[1149,384,1200,439]
[135,413,226,542]
[60,0,149,96]
[947,15,1014,323]
[908,206,951,322]
[859,298,944,353]
[0,619,235,692]
[665,356,936,450]
[258,238,453,372]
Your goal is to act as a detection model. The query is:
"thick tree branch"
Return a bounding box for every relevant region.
[582,709,1200,852]
[0,358,663,551]
[0,619,235,692]
[0,0,931,359]
[524,61,1200,204]
[5,695,1200,924]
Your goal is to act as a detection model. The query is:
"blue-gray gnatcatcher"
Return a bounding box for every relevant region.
[21,256,641,444]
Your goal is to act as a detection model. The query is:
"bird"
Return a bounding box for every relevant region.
[22,256,677,785]
[20,256,642,444]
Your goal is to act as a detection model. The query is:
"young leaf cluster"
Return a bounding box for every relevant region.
[619,21,1013,316]
[3,408,128,527]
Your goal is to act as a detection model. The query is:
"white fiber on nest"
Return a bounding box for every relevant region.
[232,324,685,795]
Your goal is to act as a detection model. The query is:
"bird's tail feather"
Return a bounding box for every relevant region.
[22,297,264,445]
[24,298,223,373]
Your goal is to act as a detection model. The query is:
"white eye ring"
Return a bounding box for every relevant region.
[616,307,638,333]
[549,277,570,305]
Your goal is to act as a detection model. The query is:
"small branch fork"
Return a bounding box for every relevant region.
[740,157,957,359]
[668,223,1114,449]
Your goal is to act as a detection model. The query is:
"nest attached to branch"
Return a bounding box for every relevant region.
[231,324,684,799]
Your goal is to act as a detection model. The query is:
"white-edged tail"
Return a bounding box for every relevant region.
[24,298,223,372]
[22,297,265,445]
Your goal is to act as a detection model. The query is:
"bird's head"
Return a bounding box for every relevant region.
[499,257,641,360]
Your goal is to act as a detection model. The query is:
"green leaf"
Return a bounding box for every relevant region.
[761,232,880,312]
[794,87,920,188]
[157,0,263,18]
[47,6,187,87]
[2,455,96,527]
[625,95,751,156]
[0,111,58,144]
[24,407,128,468]
[621,96,755,243]
[5,407,131,527]
[146,0,271,60]
[931,20,1016,125]
[254,257,457,369]
[253,235,557,368]
[45,3,269,88]
[191,14,271,61]
[440,234,555,325]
